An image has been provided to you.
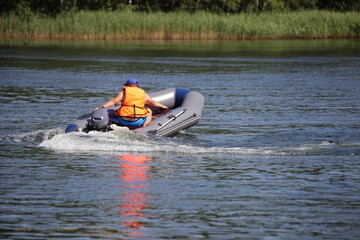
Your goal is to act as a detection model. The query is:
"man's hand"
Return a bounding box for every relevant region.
[93,106,103,112]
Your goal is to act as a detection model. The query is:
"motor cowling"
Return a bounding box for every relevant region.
[90,108,110,131]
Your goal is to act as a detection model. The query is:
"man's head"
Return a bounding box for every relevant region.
[124,78,139,86]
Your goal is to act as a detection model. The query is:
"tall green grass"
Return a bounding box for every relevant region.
[1,10,359,40]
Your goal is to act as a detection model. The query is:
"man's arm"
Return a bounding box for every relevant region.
[94,91,124,112]
[145,93,168,109]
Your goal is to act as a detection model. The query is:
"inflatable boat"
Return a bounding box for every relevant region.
[65,88,204,137]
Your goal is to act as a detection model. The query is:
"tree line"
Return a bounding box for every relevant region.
[1,0,359,16]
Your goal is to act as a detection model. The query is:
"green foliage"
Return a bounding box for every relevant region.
[1,0,359,16]
[1,10,359,40]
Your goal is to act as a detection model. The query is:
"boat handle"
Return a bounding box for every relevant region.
[154,109,187,133]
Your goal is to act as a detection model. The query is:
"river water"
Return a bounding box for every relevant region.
[1,39,360,239]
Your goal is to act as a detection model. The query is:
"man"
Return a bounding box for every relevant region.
[94,78,168,128]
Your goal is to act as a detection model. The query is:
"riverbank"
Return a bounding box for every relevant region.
[1,10,359,40]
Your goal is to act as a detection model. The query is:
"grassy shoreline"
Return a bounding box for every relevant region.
[1,10,359,40]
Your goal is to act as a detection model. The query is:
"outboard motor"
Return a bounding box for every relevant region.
[90,108,110,131]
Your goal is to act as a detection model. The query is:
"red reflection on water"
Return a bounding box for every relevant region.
[117,154,151,237]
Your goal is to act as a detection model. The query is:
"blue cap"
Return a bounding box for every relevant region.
[124,78,139,86]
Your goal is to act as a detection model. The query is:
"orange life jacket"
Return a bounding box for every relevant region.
[115,86,149,118]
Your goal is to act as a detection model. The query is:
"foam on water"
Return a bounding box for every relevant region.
[2,128,63,146]
[3,128,359,156]
[39,130,210,154]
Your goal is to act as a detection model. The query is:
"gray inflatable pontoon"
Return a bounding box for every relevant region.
[65,88,204,137]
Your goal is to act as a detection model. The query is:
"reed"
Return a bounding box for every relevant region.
[1,10,359,40]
